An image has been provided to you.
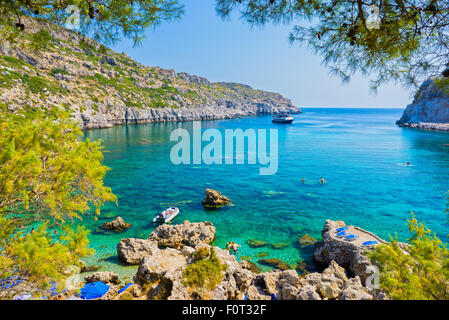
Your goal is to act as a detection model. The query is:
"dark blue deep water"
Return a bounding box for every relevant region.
[83,108,449,278]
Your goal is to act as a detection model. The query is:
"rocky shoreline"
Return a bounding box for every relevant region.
[0,219,389,300]
[0,18,301,131]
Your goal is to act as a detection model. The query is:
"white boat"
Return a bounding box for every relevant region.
[272,113,294,124]
[153,207,179,223]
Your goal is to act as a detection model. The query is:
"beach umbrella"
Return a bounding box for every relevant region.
[80,281,110,300]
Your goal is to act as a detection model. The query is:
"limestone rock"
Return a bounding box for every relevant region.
[149,220,215,248]
[319,281,341,299]
[201,189,231,208]
[313,219,386,284]
[338,276,373,300]
[84,271,120,285]
[297,285,321,300]
[246,285,271,300]
[117,238,159,264]
[100,216,131,232]
[281,283,298,300]
[397,77,449,131]
[181,245,195,257]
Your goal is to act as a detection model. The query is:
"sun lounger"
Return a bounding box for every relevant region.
[362,240,378,246]
[345,234,359,241]
[336,231,349,237]
[336,227,348,232]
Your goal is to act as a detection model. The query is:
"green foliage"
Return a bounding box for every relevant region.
[182,247,225,290]
[0,106,116,288]
[216,0,449,91]
[22,74,49,94]
[0,220,93,286]
[368,214,449,300]
[29,29,52,51]
[50,68,69,77]
[0,0,185,45]
[192,246,211,261]
[0,106,116,220]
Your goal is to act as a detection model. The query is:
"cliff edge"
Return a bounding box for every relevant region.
[397,75,449,131]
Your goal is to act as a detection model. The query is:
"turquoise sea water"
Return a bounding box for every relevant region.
[82,108,449,278]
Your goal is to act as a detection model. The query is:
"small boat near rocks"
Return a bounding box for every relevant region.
[153,207,179,224]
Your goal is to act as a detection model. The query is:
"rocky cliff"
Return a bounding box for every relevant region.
[0,19,300,130]
[397,76,449,131]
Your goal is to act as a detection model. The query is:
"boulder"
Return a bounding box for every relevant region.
[117,238,159,264]
[297,285,321,300]
[239,260,261,274]
[280,269,300,287]
[181,245,195,257]
[135,248,187,285]
[149,220,215,248]
[338,276,373,300]
[246,285,271,300]
[84,271,120,285]
[319,281,341,299]
[321,260,348,287]
[201,188,231,208]
[100,216,131,232]
[299,234,318,247]
[281,283,298,300]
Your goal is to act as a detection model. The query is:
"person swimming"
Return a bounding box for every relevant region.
[301,178,306,183]
[226,241,240,254]
[231,242,241,254]
[320,177,326,184]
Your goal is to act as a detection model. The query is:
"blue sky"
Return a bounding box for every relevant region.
[111,0,412,108]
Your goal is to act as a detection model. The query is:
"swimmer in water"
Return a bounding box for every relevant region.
[320,177,326,184]
[301,178,306,183]
[231,242,241,254]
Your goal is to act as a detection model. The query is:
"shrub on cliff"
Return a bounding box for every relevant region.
[182,247,225,291]
[368,215,449,300]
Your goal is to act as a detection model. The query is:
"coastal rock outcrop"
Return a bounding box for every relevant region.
[201,189,231,208]
[84,272,120,285]
[397,77,449,131]
[87,220,389,300]
[149,220,216,248]
[313,219,387,284]
[117,238,159,265]
[0,18,301,131]
[100,216,132,232]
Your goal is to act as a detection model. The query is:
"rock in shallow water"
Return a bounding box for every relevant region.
[201,188,231,208]
[149,220,216,248]
[100,216,131,232]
